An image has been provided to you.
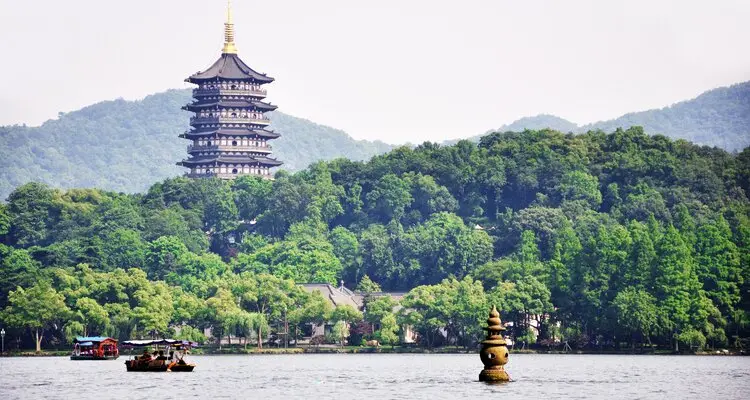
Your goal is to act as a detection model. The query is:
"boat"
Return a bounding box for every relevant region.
[70,336,120,360]
[122,339,197,372]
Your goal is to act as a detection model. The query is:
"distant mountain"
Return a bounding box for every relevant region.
[583,82,750,151]
[476,82,750,151]
[497,114,579,133]
[2,81,748,200]
[0,89,392,200]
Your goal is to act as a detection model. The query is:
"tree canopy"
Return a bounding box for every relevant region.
[1,126,749,352]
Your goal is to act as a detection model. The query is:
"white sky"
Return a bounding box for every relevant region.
[0,0,749,143]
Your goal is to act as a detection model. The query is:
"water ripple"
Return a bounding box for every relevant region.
[1,354,749,399]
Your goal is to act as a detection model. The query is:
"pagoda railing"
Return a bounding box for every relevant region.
[185,171,274,180]
[187,144,219,152]
[188,144,272,153]
[193,87,267,98]
[190,116,271,126]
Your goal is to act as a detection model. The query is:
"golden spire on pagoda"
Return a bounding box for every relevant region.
[222,0,238,54]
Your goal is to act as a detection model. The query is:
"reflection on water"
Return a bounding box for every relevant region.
[1,354,749,399]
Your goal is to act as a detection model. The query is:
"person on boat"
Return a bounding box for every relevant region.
[137,349,152,366]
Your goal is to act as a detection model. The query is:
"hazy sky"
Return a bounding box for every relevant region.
[1,0,749,143]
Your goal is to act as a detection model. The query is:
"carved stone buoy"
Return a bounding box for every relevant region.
[479,305,510,382]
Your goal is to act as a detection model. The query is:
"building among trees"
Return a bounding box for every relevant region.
[178,1,283,179]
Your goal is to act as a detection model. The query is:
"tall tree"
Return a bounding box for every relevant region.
[2,283,70,352]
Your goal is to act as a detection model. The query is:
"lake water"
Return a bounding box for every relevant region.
[1,354,749,399]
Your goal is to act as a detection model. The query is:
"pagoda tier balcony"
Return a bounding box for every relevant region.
[187,144,273,153]
[184,171,274,180]
[193,87,267,98]
[189,116,271,126]
[187,144,219,152]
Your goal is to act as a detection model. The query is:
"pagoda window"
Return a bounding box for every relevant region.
[232,168,238,174]
[232,140,238,146]
[207,141,212,146]
[231,112,237,117]
[231,84,237,90]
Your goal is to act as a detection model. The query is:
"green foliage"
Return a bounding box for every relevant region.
[330,227,361,284]
[101,229,147,271]
[175,325,206,344]
[366,174,413,222]
[331,304,363,324]
[146,236,189,280]
[375,313,400,345]
[356,275,382,293]
[2,283,70,351]
[331,320,350,347]
[234,236,342,284]
[0,248,41,307]
[611,287,660,345]
[0,203,10,236]
[71,297,110,338]
[555,170,602,209]
[400,277,487,347]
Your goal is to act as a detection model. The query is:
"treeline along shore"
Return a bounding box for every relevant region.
[1,127,749,354]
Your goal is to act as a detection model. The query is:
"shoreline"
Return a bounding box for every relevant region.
[1,347,746,357]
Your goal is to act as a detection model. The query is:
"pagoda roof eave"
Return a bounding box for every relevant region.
[188,53,274,83]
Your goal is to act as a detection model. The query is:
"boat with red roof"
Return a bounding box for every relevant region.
[70,337,119,360]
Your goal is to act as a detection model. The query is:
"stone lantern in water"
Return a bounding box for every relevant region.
[479,306,510,382]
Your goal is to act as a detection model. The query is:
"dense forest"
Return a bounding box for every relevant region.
[0,89,392,200]
[1,127,749,353]
[2,81,748,201]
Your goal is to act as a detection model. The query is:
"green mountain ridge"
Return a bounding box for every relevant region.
[0,89,393,200]
[476,81,750,151]
[1,81,748,200]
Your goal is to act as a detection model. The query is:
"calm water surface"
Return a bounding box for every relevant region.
[1,354,749,399]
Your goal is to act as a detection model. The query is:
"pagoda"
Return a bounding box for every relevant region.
[178,0,282,179]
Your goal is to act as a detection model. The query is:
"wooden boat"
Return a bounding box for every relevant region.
[122,339,197,372]
[70,337,119,360]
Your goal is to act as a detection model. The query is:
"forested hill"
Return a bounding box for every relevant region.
[1,127,749,351]
[2,81,748,201]
[0,89,392,200]
[584,81,750,150]
[478,81,750,151]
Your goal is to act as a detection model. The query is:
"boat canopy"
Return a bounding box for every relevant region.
[121,339,199,347]
[74,336,117,343]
